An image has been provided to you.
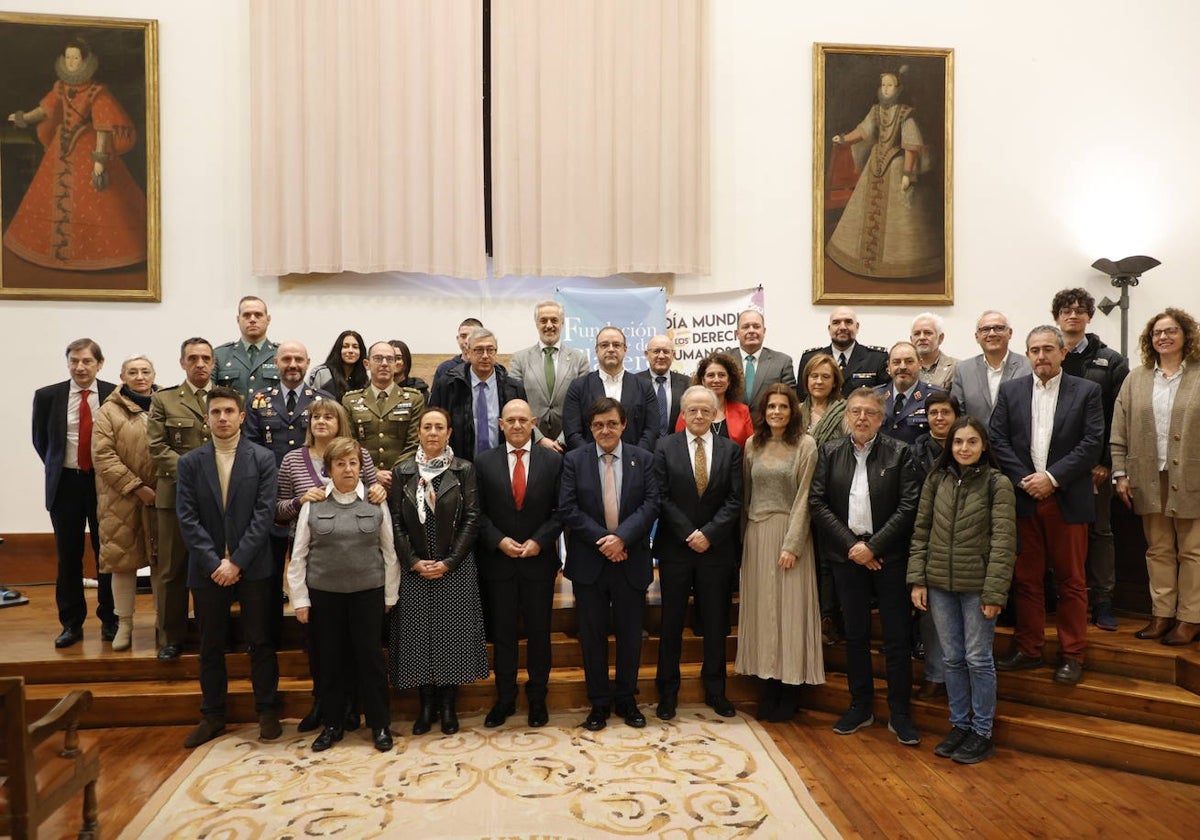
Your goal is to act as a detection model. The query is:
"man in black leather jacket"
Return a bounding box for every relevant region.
[810,387,923,746]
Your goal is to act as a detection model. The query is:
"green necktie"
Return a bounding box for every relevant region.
[744,354,757,398]
[543,346,557,394]
[247,343,259,367]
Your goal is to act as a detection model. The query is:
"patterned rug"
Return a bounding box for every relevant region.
[119,707,840,839]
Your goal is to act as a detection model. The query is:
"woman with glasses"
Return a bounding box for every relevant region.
[1111,308,1200,646]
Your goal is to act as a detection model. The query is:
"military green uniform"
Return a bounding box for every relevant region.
[214,338,280,402]
[342,385,424,473]
[147,382,213,649]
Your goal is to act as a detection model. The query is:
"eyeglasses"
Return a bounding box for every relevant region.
[1058,307,1090,317]
[590,420,624,431]
[975,325,1009,335]
[847,407,883,418]
[1152,327,1181,338]
[471,346,498,356]
[369,354,396,363]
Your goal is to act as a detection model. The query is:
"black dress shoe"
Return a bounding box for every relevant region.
[54,626,83,648]
[344,701,362,732]
[656,698,677,720]
[439,685,460,735]
[101,621,119,642]
[995,651,1044,671]
[373,727,394,752]
[157,644,182,661]
[527,702,549,728]
[582,705,610,731]
[297,701,323,733]
[485,701,516,728]
[311,725,343,752]
[615,703,646,728]
[705,694,736,717]
[1053,658,1083,686]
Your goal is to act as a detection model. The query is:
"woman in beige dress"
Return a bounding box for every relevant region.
[1111,307,1200,646]
[92,354,158,650]
[736,383,824,722]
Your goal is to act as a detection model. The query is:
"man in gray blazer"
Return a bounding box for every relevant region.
[507,300,591,452]
[950,310,1031,422]
[733,309,796,413]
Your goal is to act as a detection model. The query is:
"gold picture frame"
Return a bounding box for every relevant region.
[0,12,159,301]
[813,43,953,306]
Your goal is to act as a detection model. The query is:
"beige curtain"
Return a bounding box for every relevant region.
[490,0,710,278]
[250,0,486,278]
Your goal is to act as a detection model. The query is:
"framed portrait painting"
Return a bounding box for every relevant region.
[813,43,953,306]
[0,12,159,301]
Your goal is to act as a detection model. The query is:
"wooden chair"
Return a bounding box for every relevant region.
[0,677,99,840]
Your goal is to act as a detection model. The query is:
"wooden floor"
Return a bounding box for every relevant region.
[5,583,1198,839]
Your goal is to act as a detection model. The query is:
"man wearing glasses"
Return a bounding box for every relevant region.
[429,327,530,461]
[561,327,660,452]
[1053,289,1130,631]
[950,310,1032,422]
[342,341,424,486]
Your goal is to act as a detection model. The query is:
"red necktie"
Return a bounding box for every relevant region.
[512,448,526,510]
[78,389,93,471]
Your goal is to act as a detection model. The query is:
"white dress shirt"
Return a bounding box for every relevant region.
[986,358,1005,407]
[64,380,101,470]
[687,429,714,481]
[847,436,876,536]
[506,440,532,483]
[1030,371,1062,477]
[601,369,625,400]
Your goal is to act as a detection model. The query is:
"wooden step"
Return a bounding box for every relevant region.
[801,673,1200,785]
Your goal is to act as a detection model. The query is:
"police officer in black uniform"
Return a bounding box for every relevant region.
[797,306,890,398]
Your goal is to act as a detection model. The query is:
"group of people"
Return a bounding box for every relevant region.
[31,291,1200,765]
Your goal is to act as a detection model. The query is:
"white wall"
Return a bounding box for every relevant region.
[2,0,1195,533]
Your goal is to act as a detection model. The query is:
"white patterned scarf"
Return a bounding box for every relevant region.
[415,445,454,524]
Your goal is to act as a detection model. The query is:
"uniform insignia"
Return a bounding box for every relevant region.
[304,388,313,396]
[225,361,232,367]
[251,394,269,409]
[397,402,413,409]
[265,428,273,444]
[913,390,923,400]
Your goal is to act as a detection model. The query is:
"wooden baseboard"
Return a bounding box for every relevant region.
[1,533,61,584]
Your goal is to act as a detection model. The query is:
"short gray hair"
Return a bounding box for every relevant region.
[467,327,497,348]
[1026,324,1065,348]
[681,384,719,412]
[120,353,154,374]
[534,300,564,319]
[911,312,944,334]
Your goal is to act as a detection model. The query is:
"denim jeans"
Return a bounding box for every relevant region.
[928,588,997,738]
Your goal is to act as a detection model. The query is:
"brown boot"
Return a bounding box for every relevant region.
[1134,616,1175,639]
[1162,620,1200,646]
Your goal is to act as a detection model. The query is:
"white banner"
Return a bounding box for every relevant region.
[665,287,764,374]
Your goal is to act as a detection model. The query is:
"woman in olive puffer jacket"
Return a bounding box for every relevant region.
[908,416,1016,765]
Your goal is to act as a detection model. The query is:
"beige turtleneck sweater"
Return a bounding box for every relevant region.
[214,431,240,508]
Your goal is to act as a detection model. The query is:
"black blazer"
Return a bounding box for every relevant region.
[652,432,743,566]
[175,437,278,588]
[474,444,563,581]
[390,458,480,572]
[809,434,922,568]
[989,373,1104,523]
[562,371,660,452]
[559,443,659,589]
[634,369,690,434]
[32,378,117,510]
[428,362,529,460]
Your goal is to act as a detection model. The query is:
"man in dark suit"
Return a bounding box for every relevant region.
[244,339,333,646]
[875,342,930,446]
[652,386,743,720]
[176,386,281,748]
[636,334,689,436]
[214,296,280,401]
[991,325,1104,686]
[429,327,530,460]
[797,307,890,398]
[810,388,923,745]
[562,327,659,452]
[559,397,660,730]
[475,399,563,728]
[32,338,117,647]
[733,309,796,412]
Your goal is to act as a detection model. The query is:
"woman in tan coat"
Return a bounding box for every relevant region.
[93,355,158,650]
[1112,308,1200,646]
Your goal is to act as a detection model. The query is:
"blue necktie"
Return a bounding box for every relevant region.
[655,375,669,434]
[475,382,490,453]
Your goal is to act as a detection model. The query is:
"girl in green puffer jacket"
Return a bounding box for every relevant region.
[908,416,1016,765]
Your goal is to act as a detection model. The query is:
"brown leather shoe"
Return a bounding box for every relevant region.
[1162,620,1200,646]
[1135,616,1175,639]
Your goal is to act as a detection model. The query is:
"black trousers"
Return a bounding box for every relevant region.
[50,468,113,630]
[573,564,646,708]
[832,558,912,717]
[484,573,556,704]
[309,586,390,729]
[268,533,289,647]
[192,576,278,718]
[656,555,734,700]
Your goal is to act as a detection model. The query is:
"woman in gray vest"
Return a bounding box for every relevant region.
[288,436,400,752]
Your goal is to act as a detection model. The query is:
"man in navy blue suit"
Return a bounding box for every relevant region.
[990,326,1103,687]
[32,338,117,648]
[176,386,280,748]
[559,397,660,730]
[561,327,659,452]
